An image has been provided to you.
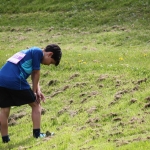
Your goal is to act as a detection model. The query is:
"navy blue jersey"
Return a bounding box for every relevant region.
[0,47,43,90]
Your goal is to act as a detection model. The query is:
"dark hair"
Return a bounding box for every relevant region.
[45,44,62,66]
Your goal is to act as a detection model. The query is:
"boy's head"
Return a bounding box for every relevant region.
[44,44,62,66]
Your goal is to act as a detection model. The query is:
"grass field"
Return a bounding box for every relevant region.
[0,0,150,149]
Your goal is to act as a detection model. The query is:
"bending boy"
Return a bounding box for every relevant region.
[0,44,62,143]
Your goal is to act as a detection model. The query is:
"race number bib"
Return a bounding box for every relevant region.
[7,52,26,64]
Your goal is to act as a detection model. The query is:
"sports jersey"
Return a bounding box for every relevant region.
[0,47,43,90]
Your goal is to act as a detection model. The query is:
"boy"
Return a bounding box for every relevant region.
[0,44,62,143]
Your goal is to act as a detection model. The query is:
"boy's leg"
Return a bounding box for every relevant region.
[0,107,11,143]
[29,102,42,138]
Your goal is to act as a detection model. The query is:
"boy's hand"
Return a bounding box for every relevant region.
[37,91,45,103]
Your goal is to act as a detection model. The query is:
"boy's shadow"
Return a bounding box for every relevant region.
[1,136,41,150]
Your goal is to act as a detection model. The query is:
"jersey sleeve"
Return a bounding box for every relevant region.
[31,47,43,70]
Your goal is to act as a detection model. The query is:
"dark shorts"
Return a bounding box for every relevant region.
[0,87,36,108]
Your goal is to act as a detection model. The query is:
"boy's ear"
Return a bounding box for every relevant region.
[48,52,53,57]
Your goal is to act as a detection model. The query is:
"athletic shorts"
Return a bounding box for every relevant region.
[0,87,36,108]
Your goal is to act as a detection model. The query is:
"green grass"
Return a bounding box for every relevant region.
[0,0,150,149]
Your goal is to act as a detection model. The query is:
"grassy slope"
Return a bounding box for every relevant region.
[0,0,150,150]
[0,0,149,29]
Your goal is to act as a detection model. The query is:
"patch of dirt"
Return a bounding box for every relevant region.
[86,117,100,124]
[115,79,122,87]
[110,113,118,117]
[109,89,129,106]
[87,106,97,114]
[116,140,130,147]
[108,101,116,106]
[25,28,33,32]
[81,98,87,104]
[132,85,139,91]
[115,90,128,96]
[9,111,26,121]
[48,27,54,32]
[69,99,74,104]
[57,109,66,116]
[79,140,93,150]
[117,122,125,127]
[114,94,122,100]
[50,85,70,98]
[50,91,63,98]
[145,96,150,102]
[117,90,128,98]
[62,85,70,91]
[132,78,147,85]
[113,117,122,122]
[8,111,26,126]
[57,106,70,116]
[98,84,104,88]
[41,108,46,115]
[89,91,98,97]
[77,126,86,131]
[97,74,108,82]
[73,82,87,88]
[48,80,58,86]
[92,132,100,140]
[129,116,145,124]
[116,79,122,84]
[128,117,139,124]
[115,136,150,147]
[79,92,87,97]
[111,25,128,32]
[82,46,88,50]
[68,110,78,117]
[69,73,80,80]
[18,146,32,150]
[80,91,99,104]
[42,71,49,77]
[129,98,137,104]
[144,102,150,108]
[109,131,123,136]
[8,118,17,126]
[137,78,147,84]
[89,123,102,128]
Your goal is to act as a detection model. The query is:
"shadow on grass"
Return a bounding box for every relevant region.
[0,136,39,150]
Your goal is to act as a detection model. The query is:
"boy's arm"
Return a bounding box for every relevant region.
[31,70,40,94]
[31,70,45,103]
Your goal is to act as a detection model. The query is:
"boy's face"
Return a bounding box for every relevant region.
[41,52,56,66]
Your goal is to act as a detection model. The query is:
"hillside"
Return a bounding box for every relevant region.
[0,0,150,150]
[0,0,149,30]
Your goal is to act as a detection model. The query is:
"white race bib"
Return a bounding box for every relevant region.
[7,52,26,64]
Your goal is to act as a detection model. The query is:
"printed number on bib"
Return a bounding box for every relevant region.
[7,52,26,64]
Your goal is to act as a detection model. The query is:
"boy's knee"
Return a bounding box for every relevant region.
[29,102,40,108]
[29,102,41,111]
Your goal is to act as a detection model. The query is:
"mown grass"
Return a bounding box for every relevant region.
[0,0,150,149]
